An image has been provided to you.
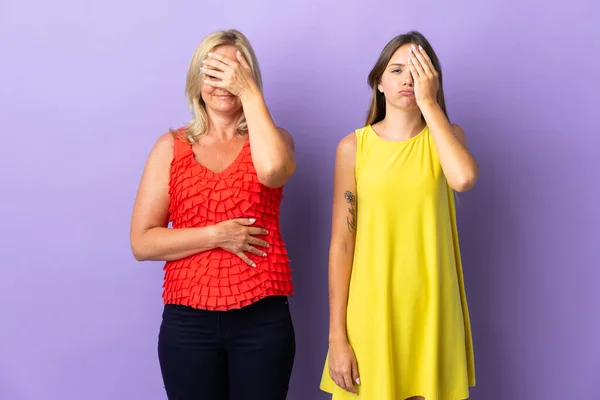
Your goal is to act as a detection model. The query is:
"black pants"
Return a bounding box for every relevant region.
[158,296,296,400]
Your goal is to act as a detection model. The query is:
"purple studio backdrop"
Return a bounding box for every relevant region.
[1,0,599,399]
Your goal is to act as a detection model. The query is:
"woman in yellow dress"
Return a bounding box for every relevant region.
[320,31,478,399]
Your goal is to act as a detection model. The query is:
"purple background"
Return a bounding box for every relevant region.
[1,0,599,399]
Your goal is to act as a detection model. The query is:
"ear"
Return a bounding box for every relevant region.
[377,84,383,93]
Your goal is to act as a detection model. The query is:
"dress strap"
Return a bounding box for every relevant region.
[354,126,370,180]
[172,129,191,159]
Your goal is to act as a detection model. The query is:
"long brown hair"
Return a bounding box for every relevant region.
[366,31,447,126]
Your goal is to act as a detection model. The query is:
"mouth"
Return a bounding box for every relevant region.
[399,90,414,96]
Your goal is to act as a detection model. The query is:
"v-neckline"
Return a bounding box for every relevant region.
[190,139,249,177]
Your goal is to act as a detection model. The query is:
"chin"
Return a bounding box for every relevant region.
[390,99,419,111]
[207,102,242,114]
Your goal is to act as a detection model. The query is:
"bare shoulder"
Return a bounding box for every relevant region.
[277,127,295,150]
[148,132,176,160]
[337,132,356,155]
[336,132,357,159]
[156,131,175,149]
[451,124,467,146]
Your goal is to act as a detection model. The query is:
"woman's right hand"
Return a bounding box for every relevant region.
[328,338,360,394]
[214,218,269,267]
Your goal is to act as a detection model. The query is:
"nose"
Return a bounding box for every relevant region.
[403,70,413,86]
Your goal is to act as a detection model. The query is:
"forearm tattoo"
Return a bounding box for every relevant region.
[344,190,356,232]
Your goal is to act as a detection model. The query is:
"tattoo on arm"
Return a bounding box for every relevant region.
[344,190,356,232]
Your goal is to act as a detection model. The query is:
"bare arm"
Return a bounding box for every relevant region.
[421,103,479,191]
[328,133,358,343]
[203,51,296,188]
[241,88,296,188]
[327,132,361,394]
[130,133,219,261]
[407,44,479,192]
[129,133,269,263]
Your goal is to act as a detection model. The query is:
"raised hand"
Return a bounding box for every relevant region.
[407,44,439,109]
[201,50,257,98]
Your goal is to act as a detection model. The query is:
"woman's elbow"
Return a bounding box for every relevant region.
[131,246,146,262]
[130,235,149,261]
[450,171,478,192]
[452,181,474,192]
[257,161,296,188]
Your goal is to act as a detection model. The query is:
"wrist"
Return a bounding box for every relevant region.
[329,331,348,344]
[204,224,222,249]
[239,83,261,103]
[419,99,440,114]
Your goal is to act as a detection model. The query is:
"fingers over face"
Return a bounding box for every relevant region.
[201,66,224,79]
[417,45,436,73]
[202,77,223,87]
[408,47,425,76]
[207,51,233,67]
[236,50,251,69]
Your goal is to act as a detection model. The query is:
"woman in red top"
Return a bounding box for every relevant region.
[130,29,296,400]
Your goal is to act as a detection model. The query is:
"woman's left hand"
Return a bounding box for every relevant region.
[408,44,439,109]
[201,51,257,98]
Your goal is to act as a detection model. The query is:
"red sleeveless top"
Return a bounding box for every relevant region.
[162,131,293,311]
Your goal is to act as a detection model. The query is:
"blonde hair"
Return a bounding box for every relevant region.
[174,29,263,143]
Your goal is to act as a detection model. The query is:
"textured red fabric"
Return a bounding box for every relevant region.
[162,131,293,311]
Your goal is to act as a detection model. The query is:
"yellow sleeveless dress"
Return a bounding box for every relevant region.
[320,125,476,399]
